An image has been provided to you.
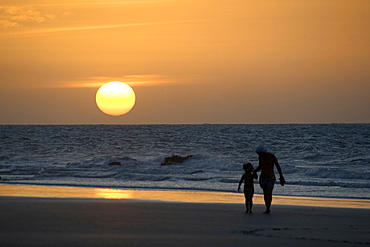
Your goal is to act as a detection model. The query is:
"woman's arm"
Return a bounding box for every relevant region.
[275,157,285,186]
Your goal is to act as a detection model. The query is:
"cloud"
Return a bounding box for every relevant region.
[7,19,207,35]
[53,75,181,88]
[0,5,56,29]
[0,19,19,28]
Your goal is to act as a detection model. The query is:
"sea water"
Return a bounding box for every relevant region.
[0,124,369,199]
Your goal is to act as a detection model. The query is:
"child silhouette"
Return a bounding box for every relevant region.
[238,163,258,214]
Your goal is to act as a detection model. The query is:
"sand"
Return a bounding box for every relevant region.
[0,185,369,247]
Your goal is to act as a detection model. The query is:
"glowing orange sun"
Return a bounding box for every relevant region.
[95,81,136,116]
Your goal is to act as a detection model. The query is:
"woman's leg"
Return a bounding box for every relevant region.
[263,188,273,213]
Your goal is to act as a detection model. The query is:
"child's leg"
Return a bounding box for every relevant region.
[247,191,254,213]
[245,191,253,213]
[244,193,249,213]
[247,196,253,213]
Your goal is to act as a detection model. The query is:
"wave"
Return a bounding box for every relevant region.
[1,124,369,200]
[2,153,369,184]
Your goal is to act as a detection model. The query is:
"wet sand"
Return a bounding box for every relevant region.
[0,184,369,246]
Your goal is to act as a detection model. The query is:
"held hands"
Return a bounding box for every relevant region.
[279,176,286,186]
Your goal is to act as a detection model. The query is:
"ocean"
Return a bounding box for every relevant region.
[0,124,369,199]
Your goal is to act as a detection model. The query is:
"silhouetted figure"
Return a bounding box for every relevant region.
[253,146,285,214]
[238,163,258,214]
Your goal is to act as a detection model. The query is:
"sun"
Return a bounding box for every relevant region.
[95,81,136,116]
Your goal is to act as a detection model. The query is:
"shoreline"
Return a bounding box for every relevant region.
[1,184,369,209]
[1,184,369,246]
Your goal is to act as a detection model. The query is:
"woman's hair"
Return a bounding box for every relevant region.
[243,163,253,170]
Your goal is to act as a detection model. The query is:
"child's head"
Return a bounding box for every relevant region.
[243,163,253,172]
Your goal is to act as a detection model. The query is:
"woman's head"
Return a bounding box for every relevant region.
[256,145,268,154]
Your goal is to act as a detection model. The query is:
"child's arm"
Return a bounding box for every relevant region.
[253,171,258,180]
[238,175,244,191]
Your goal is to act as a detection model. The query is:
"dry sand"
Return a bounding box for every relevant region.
[0,185,369,247]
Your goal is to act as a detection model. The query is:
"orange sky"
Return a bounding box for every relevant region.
[1,0,369,124]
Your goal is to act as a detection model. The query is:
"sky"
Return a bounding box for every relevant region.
[0,0,369,124]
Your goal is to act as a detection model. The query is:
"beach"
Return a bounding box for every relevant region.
[0,185,369,246]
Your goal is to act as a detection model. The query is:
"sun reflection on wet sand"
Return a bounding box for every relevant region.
[1,184,369,209]
[93,188,133,199]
